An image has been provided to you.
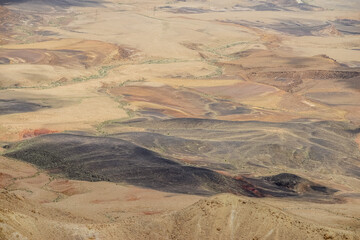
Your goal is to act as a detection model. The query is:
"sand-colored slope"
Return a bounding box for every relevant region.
[125,194,358,240]
[1,190,358,240]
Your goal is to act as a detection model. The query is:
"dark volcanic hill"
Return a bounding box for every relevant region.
[4,132,339,200]
[104,118,360,178]
[4,133,262,196]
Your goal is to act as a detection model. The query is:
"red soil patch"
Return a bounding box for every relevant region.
[216,171,264,197]
[126,195,140,201]
[0,39,136,67]
[20,128,59,139]
[0,49,44,64]
[241,184,263,197]
[109,85,209,118]
[356,134,360,150]
[214,170,233,177]
[143,107,191,118]
[179,157,203,164]
[90,198,122,204]
[142,211,162,216]
[234,175,244,181]
[196,82,277,100]
[48,179,82,196]
[0,172,13,188]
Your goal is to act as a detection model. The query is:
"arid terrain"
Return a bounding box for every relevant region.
[0,0,360,239]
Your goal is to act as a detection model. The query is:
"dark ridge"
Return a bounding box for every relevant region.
[167,7,209,14]
[264,173,304,189]
[0,99,48,115]
[0,0,104,7]
[0,57,10,64]
[334,19,360,26]
[233,0,322,12]
[4,134,263,197]
[104,118,360,179]
[34,30,58,36]
[265,22,330,36]
[4,133,340,199]
[240,173,338,200]
[263,173,337,195]
[0,0,26,5]
[2,144,10,149]
[209,102,251,115]
[221,19,335,36]
[249,70,360,80]
[296,3,323,11]
[251,3,286,11]
[338,30,360,35]
[139,109,169,119]
[337,74,360,90]
[347,128,360,134]
[310,186,328,193]
[333,19,360,35]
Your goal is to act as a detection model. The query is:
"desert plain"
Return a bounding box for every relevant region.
[0,0,360,239]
